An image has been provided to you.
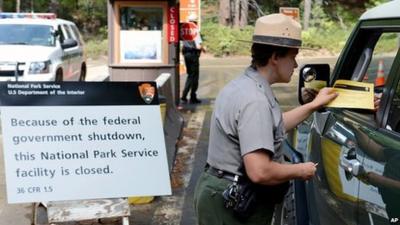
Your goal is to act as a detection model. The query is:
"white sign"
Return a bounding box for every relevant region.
[0,82,171,203]
[120,30,162,63]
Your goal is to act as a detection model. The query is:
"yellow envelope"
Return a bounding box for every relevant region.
[327,79,374,109]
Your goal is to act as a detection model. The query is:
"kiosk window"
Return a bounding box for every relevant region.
[118,6,164,63]
[120,7,163,31]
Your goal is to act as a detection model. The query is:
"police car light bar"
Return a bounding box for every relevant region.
[0,13,57,19]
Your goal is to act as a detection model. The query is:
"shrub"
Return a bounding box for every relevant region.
[201,20,354,56]
[201,22,253,57]
[84,39,108,60]
[302,25,351,53]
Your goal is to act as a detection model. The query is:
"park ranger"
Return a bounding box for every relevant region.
[193,14,338,225]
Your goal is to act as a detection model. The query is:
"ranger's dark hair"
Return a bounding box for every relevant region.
[250,43,291,69]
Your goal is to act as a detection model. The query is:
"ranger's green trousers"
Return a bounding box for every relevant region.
[193,171,274,225]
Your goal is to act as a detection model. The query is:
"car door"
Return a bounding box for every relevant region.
[307,109,364,225]
[69,24,85,77]
[356,55,400,225]
[307,20,400,225]
[67,24,84,79]
[61,24,79,80]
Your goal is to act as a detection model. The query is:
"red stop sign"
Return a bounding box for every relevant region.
[180,22,198,41]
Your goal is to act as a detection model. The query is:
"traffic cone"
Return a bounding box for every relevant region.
[375,60,385,87]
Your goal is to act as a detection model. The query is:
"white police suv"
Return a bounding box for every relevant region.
[0,13,86,81]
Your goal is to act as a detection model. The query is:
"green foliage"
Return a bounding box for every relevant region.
[309,2,330,28]
[256,0,302,15]
[374,33,399,54]
[2,0,106,36]
[202,19,353,56]
[84,38,108,60]
[365,0,386,9]
[201,22,353,56]
[70,0,107,36]
[201,22,253,57]
[332,5,359,26]
[302,26,350,53]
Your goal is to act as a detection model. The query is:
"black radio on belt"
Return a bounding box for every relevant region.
[222,175,257,218]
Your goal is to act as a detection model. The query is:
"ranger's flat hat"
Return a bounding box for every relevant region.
[243,13,302,48]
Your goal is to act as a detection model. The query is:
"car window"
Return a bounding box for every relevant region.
[0,24,55,46]
[70,24,83,46]
[57,25,65,43]
[353,32,399,86]
[62,24,74,40]
[387,79,400,132]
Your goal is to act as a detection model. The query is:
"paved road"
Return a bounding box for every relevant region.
[136,55,339,225]
[0,56,337,225]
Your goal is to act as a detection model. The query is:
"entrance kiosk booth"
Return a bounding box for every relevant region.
[107,0,184,184]
[107,0,180,103]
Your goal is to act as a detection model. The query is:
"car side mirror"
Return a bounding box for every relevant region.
[61,38,78,49]
[298,64,330,105]
[52,30,60,37]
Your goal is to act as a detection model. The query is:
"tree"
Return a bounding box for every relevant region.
[236,0,248,28]
[16,0,20,12]
[219,0,232,26]
[0,0,3,12]
[219,0,248,28]
[303,0,312,30]
[48,0,59,13]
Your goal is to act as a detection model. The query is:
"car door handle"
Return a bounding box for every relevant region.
[340,156,364,176]
[340,147,364,177]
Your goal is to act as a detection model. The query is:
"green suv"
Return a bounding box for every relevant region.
[275,1,400,225]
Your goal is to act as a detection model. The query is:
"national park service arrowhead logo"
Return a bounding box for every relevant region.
[139,83,155,104]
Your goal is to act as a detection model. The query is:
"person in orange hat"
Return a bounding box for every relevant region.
[193,14,338,225]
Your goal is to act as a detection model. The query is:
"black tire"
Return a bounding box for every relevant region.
[55,69,63,82]
[272,181,296,225]
[79,64,86,81]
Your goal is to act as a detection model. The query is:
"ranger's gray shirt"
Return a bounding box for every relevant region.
[207,67,285,176]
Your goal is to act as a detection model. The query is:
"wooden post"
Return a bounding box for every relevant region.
[33,198,130,225]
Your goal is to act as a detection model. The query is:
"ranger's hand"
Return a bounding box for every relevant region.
[310,87,338,110]
[298,162,318,180]
[201,45,207,53]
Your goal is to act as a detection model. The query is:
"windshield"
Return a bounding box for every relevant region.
[0,24,55,46]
